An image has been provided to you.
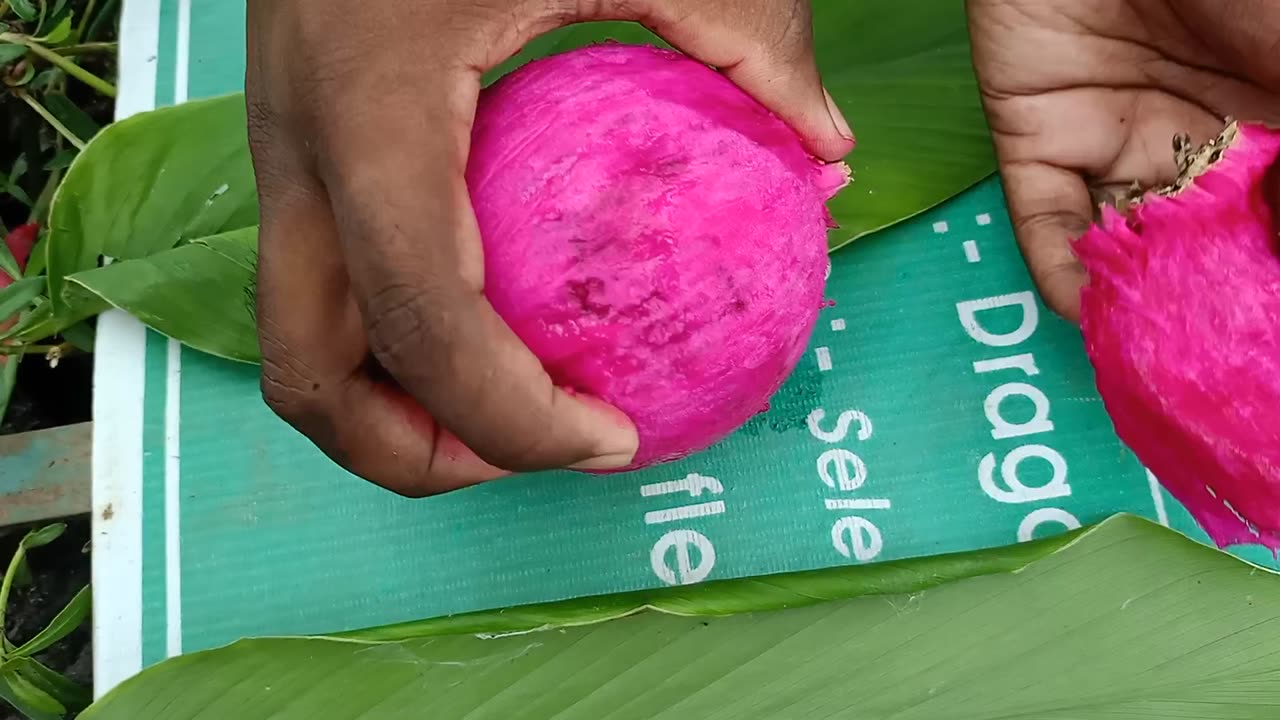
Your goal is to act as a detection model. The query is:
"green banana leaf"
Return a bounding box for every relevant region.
[39,1,994,360]
[82,516,1280,719]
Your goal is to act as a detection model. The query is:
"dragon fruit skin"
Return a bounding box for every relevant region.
[1076,122,1280,552]
[468,44,849,469]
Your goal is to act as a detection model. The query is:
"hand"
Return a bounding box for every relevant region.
[244,0,854,496]
[967,0,1280,321]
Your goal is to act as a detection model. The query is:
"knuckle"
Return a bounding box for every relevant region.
[756,0,811,58]
[362,282,437,365]
[470,394,575,473]
[256,329,321,423]
[1014,209,1091,244]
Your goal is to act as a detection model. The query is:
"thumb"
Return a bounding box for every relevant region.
[576,1,854,161]
[722,51,855,163]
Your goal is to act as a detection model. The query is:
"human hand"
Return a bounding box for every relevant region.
[967,0,1280,321]
[244,0,854,496]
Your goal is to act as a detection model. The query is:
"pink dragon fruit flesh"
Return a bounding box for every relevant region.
[1077,120,1280,553]
[467,44,850,470]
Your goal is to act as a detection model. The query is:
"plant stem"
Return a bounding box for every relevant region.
[0,533,27,648]
[0,33,117,97]
[15,90,87,150]
[56,41,117,57]
[76,0,99,40]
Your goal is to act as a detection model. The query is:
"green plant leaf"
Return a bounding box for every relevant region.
[16,657,89,712]
[1,297,55,344]
[28,67,60,92]
[36,10,72,45]
[346,523,1080,642]
[0,524,67,652]
[0,231,25,281]
[0,354,18,431]
[0,661,65,720]
[8,154,28,186]
[19,522,65,550]
[0,657,89,718]
[0,42,26,64]
[2,154,34,208]
[7,0,38,22]
[12,585,91,658]
[82,516,1280,719]
[484,5,995,250]
[65,227,260,362]
[42,148,76,172]
[23,226,50,276]
[45,92,258,324]
[0,277,43,318]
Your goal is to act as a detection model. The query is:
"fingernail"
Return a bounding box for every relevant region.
[824,88,854,141]
[570,452,636,471]
[560,391,640,471]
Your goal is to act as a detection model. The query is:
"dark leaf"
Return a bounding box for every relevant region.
[0,661,65,720]
[0,276,44,318]
[58,319,93,351]
[0,42,27,64]
[42,93,99,142]
[7,0,39,22]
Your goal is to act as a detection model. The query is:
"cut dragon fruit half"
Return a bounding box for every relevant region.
[1077,121,1280,554]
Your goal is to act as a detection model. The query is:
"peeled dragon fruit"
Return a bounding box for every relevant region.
[467,44,850,469]
[1076,121,1280,552]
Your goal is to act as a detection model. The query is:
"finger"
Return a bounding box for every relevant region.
[248,126,509,495]
[995,159,1093,322]
[638,0,854,161]
[316,79,638,474]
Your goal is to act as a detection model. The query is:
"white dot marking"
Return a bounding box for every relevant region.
[963,240,981,263]
[830,318,847,332]
[932,221,949,234]
[976,213,992,226]
[815,347,833,372]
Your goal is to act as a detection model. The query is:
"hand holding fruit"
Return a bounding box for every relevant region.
[244,0,854,496]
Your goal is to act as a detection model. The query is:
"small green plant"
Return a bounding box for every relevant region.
[0,0,119,426]
[0,523,92,720]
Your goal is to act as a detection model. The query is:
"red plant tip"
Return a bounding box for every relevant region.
[2,222,39,285]
[1076,121,1280,554]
